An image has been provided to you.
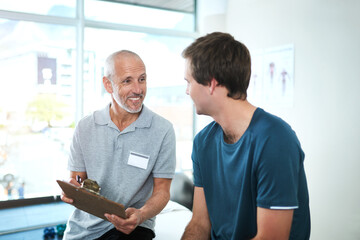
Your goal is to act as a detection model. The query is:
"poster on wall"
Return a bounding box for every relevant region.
[248,44,294,108]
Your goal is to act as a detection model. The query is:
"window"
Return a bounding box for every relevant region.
[0,19,76,201]
[85,0,194,31]
[0,0,196,203]
[0,0,76,17]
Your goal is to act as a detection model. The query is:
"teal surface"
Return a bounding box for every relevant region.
[0,202,74,239]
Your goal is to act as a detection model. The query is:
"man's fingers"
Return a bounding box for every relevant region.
[60,177,80,204]
[105,213,137,234]
[69,178,80,186]
[125,208,135,218]
[61,194,73,204]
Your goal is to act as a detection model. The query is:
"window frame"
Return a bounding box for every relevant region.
[0,0,197,207]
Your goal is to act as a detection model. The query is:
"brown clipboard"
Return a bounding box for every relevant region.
[57,180,126,220]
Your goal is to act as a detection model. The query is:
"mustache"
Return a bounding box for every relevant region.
[127,93,144,99]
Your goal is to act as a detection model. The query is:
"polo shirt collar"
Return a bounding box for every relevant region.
[94,103,152,131]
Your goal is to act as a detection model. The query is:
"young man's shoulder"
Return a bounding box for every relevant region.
[194,121,219,144]
[252,108,298,142]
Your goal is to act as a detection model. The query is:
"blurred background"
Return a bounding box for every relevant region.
[1,0,360,239]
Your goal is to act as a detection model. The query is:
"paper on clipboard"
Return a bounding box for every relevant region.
[57,180,126,220]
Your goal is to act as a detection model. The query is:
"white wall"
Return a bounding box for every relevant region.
[199,0,360,239]
[196,0,226,33]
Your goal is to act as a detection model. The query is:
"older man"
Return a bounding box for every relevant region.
[62,50,176,240]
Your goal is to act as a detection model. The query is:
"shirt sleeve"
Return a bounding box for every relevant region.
[67,123,86,172]
[152,125,176,179]
[256,127,303,210]
[192,135,203,187]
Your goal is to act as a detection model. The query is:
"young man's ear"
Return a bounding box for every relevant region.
[209,78,218,95]
[103,77,113,94]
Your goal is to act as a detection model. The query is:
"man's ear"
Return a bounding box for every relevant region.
[209,78,218,95]
[103,77,113,94]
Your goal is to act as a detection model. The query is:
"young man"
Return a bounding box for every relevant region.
[61,50,176,240]
[181,32,310,240]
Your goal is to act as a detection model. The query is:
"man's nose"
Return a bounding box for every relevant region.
[185,85,190,95]
[133,81,143,94]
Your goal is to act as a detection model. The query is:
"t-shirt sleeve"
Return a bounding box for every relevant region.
[152,125,176,179]
[256,128,303,210]
[192,135,203,187]
[67,124,86,172]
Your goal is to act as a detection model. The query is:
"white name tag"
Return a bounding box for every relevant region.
[127,151,149,170]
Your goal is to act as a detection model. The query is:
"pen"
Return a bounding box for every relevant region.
[76,175,82,184]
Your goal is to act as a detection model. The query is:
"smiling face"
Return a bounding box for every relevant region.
[105,53,147,114]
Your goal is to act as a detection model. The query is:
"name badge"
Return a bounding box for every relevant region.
[128,151,149,170]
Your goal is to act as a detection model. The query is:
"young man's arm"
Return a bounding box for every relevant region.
[181,186,211,240]
[105,177,171,234]
[251,207,294,240]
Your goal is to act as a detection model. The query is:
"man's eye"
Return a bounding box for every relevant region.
[139,78,146,82]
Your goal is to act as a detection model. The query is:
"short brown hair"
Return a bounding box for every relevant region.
[182,32,251,100]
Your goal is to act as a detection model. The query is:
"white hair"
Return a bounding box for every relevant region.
[104,50,142,81]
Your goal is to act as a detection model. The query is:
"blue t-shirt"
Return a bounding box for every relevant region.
[192,108,310,240]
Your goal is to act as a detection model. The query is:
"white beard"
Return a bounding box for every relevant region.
[112,92,143,114]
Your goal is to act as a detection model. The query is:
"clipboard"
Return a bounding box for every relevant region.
[57,180,126,220]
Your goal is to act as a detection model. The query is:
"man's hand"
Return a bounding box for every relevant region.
[61,171,87,204]
[105,207,143,235]
[105,178,172,235]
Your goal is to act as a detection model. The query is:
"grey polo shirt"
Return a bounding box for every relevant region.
[64,104,176,240]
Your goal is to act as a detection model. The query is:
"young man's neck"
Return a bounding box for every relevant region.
[213,99,256,144]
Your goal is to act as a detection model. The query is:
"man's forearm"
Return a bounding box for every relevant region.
[139,189,170,223]
[181,220,211,240]
[182,186,211,240]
